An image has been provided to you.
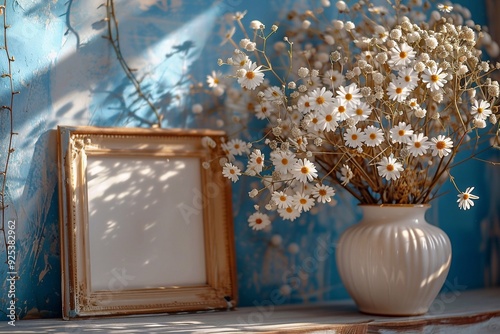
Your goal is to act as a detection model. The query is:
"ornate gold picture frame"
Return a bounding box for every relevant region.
[57,126,236,319]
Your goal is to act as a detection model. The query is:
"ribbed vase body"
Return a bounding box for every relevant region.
[336,205,452,316]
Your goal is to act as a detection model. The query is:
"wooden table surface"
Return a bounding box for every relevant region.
[3,288,500,333]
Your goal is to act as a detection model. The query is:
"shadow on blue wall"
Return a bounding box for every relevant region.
[0,0,498,321]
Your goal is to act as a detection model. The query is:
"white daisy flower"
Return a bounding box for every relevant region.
[387,80,410,102]
[344,126,364,148]
[431,135,454,158]
[222,163,241,182]
[306,111,323,132]
[231,51,249,67]
[271,191,294,209]
[308,87,335,112]
[292,158,318,183]
[377,155,404,181]
[322,69,345,88]
[312,183,335,203]
[398,67,419,89]
[336,83,362,108]
[390,122,414,144]
[206,70,224,88]
[437,4,453,13]
[422,66,448,92]
[226,138,249,155]
[264,86,285,103]
[292,192,315,212]
[271,150,297,176]
[363,125,385,147]
[289,135,308,151]
[247,149,265,173]
[408,98,419,109]
[407,133,430,157]
[471,99,492,120]
[348,101,372,123]
[317,109,339,132]
[254,102,272,120]
[297,94,313,114]
[388,42,416,69]
[332,98,350,122]
[237,61,265,90]
[278,206,301,221]
[457,187,479,210]
[248,212,271,230]
[340,164,354,185]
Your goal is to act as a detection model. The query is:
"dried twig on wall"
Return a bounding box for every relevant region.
[103,0,163,127]
[0,0,19,317]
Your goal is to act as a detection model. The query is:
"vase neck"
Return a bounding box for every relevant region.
[359,205,429,224]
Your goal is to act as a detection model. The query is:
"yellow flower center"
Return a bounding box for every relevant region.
[301,166,309,174]
[282,158,289,165]
[345,93,352,101]
[338,106,346,113]
[246,71,255,79]
[386,164,394,172]
[396,87,403,94]
[300,198,307,205]
[436,141,446,150]
[316,96,325,105]
[280,195,286,202]
[398,130,405,136]
[356,108,363,115]
[325,114,333,122]
[399,51,407,59]
[255,218,263,225]
[430,74,439,83]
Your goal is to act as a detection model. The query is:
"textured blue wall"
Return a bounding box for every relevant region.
[0,0,497,321]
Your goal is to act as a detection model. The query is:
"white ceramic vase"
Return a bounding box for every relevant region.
[336,204,452,316]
